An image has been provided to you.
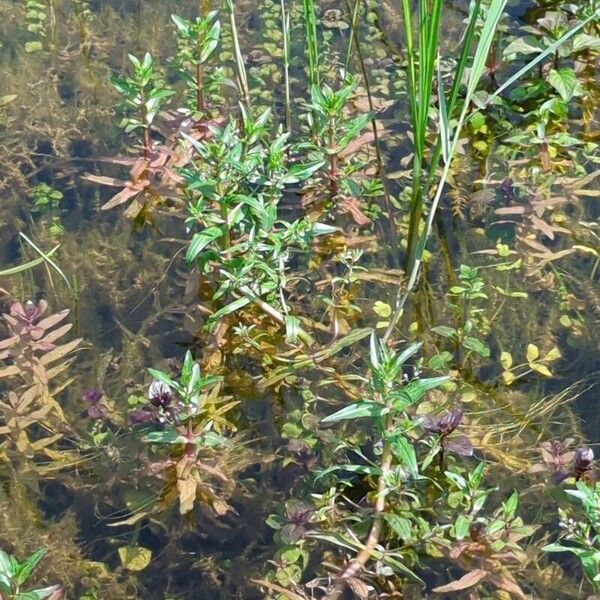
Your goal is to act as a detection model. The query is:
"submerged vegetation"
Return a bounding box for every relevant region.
[0,0,599,598]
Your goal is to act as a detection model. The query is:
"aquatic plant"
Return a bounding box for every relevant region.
[171,11,223,117]
[2,1,598,598]
[122,350,243,518]
[111,53,175,160]
[0,298,81,477]
[544,479,600,594]
[181,110,329,341]
[0,547,62,600]
[258,335,537,598]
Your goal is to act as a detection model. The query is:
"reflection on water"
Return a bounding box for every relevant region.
[0,0,598,598]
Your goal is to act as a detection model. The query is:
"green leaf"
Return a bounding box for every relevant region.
[503,36,542,57]
[321,401,382,424]
[454,515,471,540]
[572,33,600,53]
[373,301,391,318]
[208,296,251,322]
[526,343,539,362]
[24,41,43,53]
[186,227,223,263]
[431,325,456,339]
[391,376,450,411]
[462,337,490,357]
[181,351,194,387]
[14,549,46,586]
[500,351,512,370]
[171,14,189,33]
[21,585,62,600]
[0,550,13,579]
[316,463,381,480]
[384,514,412,539]
[0,95,17,108]
[547,68,581,102]
[118,546,152,571]
[390,435,418,477]
[142,430,186,444]
[147,368,177,390]
[281,160,325,184]
[284,315,300,344]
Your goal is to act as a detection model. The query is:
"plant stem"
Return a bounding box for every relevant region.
[345,0,397,241]
[281,0,292,135]
[325,412,394,599]
[303,0,320,89]
[238,286,315,346]
[226,0,251,109]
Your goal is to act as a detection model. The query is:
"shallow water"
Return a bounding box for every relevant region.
[0,0,599,598]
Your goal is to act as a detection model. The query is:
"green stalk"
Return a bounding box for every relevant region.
[19,233,72,293]
[344,0,361,73]
[281,0,292,135]
[385,0,509,343]
[225,0,251,109]
[425,0,482,192]
[303,0,320,89]
[0,246,59,277]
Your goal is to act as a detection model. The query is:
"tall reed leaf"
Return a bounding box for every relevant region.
[303,0,319,88]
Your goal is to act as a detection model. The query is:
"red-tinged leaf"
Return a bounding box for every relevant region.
[494,206,526,216]
[149,148,169,168]
[40,323,72,344]
[345,577,369,599]
[250,580,307,600]
[39,338,82,365]
[37,309,69,331]
[433,569,488,593]
[337,197,371,226]
[487,572,528,599]
[340,130,380,158]
[82,173,129,187]
[123,197,146,219]
[101,187,142,211]
[0,365,20,378]
[449,541,472,560]
[28,325,45,340]
[96,156,138,166]
[0,335,18,350]
[130,158,150,180]
[445,435,474,456]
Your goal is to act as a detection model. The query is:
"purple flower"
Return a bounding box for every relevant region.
[81,388,107,420]
[280,500,314,543]
[424,409,464,437]
[573,446,594,481]
[148,380,172,410]
[423,408,473,457]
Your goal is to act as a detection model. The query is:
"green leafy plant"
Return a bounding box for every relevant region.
[0,547,62,599]
[171,11,223,116]
[23,0,47,53]
[545,481,600,594]
[432,265,491,365]
[124,351,242,518]
[110,52,175,159]
[299,76,381,224]
[181,109,329,342]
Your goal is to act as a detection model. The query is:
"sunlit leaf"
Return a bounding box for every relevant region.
[321,401,382,424]
[433,569,488,592]
[390,435,418,477]
[526,343,539,363]
[500,351,512,370]
[118,546,152,571]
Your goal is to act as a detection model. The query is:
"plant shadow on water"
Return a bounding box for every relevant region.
[0,0,599,598]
